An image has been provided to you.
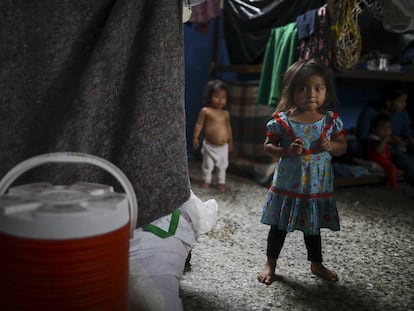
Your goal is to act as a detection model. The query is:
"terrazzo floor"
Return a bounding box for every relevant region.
[180,160,414,311]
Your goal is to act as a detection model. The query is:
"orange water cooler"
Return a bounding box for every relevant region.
[0,153,138,311]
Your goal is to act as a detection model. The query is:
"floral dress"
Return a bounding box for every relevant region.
[261,111,345,235]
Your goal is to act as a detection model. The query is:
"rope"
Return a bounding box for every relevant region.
[333,0,363,70]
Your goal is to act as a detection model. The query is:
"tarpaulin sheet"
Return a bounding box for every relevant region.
[223,0,326,64]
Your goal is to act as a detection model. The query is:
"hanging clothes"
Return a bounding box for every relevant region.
[257,22,298,107]
[297,4,333,67]
[188,0,223,34]
[296,9,317,40]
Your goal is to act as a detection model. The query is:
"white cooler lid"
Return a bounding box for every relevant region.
[0,182,129,239]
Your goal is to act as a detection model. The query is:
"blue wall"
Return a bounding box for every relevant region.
[184,22,213,157]
[184,17,236,157]
[336,83,379,130]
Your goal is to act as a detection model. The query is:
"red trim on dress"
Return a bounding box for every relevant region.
[266,131,278,137]
[273,111,340,155]
[274,112,297,140]
[320,112,336,138]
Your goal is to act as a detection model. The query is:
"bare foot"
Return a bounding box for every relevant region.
[257,258,276,285]
[217,183,225,192]
[310,262,338,282]
[201,182,210,189]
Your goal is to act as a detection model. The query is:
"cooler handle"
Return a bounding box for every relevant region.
[0,152,138,238]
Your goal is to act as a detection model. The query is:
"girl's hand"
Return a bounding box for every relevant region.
[287,138,303,156]
[319,138,331,152]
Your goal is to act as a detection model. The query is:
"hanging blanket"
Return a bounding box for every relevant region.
[229,81,276,185]
[0,0,190,227]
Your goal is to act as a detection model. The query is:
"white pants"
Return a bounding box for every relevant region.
[201,139,229,184]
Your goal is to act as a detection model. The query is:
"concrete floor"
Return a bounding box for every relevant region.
[180,160,414,311]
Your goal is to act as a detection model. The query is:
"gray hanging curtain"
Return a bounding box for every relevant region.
[0,0,190,227]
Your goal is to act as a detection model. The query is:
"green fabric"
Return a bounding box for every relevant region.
[257,22,298,107]
[143,209,181,239]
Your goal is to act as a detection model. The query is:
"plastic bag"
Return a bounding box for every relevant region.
[180,191,218,235]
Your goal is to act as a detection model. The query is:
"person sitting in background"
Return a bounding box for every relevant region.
[356,82,414,186]
[365,114,398,191]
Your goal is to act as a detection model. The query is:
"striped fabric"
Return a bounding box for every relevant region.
[228,80,277,184]
[229,80,275,161]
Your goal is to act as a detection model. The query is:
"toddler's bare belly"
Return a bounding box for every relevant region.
[204,133,229,146]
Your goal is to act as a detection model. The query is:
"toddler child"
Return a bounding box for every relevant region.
[193,80,233,192]
[366,113,398,190]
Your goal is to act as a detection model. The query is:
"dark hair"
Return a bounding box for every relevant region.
[370,82,408,110]
[370,113,391,133]
[275,59,338,114]
[380,82,408,101]
[203,80,230,106]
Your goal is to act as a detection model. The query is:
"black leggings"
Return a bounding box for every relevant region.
[267,226,322,262]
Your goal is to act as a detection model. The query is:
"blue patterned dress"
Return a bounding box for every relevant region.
[261,111,345,234]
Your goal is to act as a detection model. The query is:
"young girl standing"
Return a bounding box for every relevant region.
[257,59,347,285]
